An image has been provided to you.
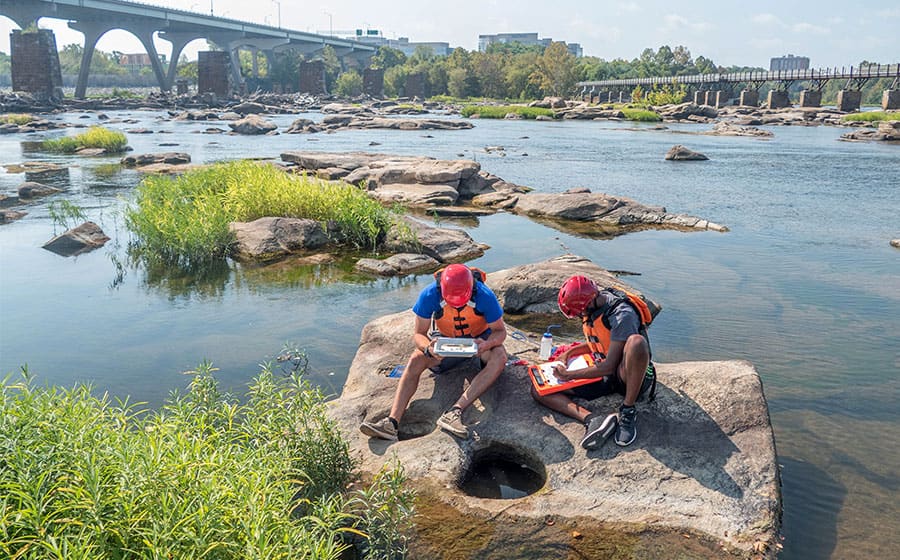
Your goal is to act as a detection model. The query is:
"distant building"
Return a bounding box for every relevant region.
[478,32,583,57]
[341,29,451,57]
[117,52,166,74]
[770,54,810,72]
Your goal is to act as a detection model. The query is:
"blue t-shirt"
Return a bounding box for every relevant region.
[413,281,504,331]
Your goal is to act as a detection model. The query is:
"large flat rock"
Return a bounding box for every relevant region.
[327,256,780,557]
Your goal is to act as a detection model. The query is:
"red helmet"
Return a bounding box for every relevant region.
[558,275,598,318]
[440,264,474,307]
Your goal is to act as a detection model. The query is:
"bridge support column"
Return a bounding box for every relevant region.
[298,60,326,95]
[767,90,790,109]
[67,21,112,99]
[159,32,204,92]
[704,91,716,106]
[694,90,705,105]
[364,67,384,97]
[799,90,822,108]
[739,90,759,107]
[836,90,861,112]
[10,29,63,101]
[618,91,624,103]
[715,91,729,108]
[883,90,900,110]
[198,51,233,97]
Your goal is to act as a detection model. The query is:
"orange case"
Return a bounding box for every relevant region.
[528,353,602,396]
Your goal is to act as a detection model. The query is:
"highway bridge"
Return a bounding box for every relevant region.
[577,64,900,111]
[1,0,376,97]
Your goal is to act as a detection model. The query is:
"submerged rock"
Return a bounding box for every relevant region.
[42,221,109,256]
[18,182,62,199]
[328,255,780,557]
[228,114,278,135]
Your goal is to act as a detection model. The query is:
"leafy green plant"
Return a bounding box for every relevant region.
[645,81,687,106]
[126,160,401,266]
[47,200,87,231]
[0,362,413,559]
[842,111,898,122]
[42,126,128,153]
[0,113,34,125]
[622,108,663,122]
[460,105,554,119]
[334,70,364,96]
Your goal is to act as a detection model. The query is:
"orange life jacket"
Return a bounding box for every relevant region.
[581,287,653,358]
[432,266,489,338]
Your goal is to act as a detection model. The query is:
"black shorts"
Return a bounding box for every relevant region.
[569,363,655,400]
[430,354,481,374]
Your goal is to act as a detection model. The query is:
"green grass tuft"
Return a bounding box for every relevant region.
[126,160,400,266]
[0,363,414,560]
[621,108,663,122]
[460,105,555,119]
[0,113,35,125]
[842,111,899,122]
[42,126,129,153]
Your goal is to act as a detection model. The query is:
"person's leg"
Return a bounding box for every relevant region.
[619,334,650,406]
[452,344,508,411]
[390,349,440,423]
[530,386,592,422]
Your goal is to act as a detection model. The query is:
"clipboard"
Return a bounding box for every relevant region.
[528,353,601,396]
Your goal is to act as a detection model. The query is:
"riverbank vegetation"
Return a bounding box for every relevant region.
[0,363,414,559]
[460,105,554,119]
[0,113,34,125]
[842,111,899,122]
[42,126,128,153]
[126,160,399,265]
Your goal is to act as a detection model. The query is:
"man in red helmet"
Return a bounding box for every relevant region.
[532,275,655,448]
[360,264,508,441]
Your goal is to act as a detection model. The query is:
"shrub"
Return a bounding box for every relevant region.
[0,363,414,560]
[842,111,898,122]
[460,105,554,119]
[42,126,128,153]
[622,108,663,122]
[0,113,34,125]
[646,82,687,106]
[334,70,364,97]
[126,160,400,265]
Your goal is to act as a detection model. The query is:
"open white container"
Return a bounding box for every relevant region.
[433,337,478,357]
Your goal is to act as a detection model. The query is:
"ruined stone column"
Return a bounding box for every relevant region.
[198,51,233,97]
[298,60,326,94]
[715,91,729,108]
[739,90,759,107]
[767,90,790,109]
[703,91,715,106]
[836,90,862,112]
[363,67,384,97]
[10,29,63,101]
[799,90,822,108]
[881,90,900,110]
[405,72,426,99]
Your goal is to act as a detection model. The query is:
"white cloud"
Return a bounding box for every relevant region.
[660,14,711,32]
[792,22,830,35]
[751,13,784,26]
[876,8,900,17]
[615,2,641,14]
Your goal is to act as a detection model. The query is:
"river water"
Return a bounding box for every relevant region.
[0,109,898,558]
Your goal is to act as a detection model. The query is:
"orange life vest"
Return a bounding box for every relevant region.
[432,266,489,338]
[581,287,653,358]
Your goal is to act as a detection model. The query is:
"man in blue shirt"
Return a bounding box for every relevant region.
[360,264,508,441]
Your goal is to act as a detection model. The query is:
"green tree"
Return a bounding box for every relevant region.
[177,60,198,80]
[371,46,406,69]
[57,43,125,75]
[0,51,11,75]
[334,69,363,96]
[384,65,408,97]
[238,49,267,78]
[319,45,341,91]
[447,67,469,98]
[534,42,579,97]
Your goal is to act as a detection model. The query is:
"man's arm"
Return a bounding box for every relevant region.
[555,339,624,380]
[413,315,437,358]
[476,317,507,355]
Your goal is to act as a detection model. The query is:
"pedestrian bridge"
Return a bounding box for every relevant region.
[1,0,376,97]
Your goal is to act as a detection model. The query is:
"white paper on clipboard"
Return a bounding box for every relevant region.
[539,354,592,386]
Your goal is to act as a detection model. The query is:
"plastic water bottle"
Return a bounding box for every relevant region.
[539,325,561,360]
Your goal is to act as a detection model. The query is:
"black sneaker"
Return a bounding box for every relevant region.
[615,405,637,447]
[580,413,618,449]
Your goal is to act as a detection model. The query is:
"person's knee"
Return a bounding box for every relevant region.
[624,334,649,360]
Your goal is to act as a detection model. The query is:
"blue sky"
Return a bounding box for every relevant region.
[2,0,898,69]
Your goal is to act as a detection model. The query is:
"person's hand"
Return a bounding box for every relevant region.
[474,337,489,356]
[424,339,441,361]
[553,362,574,380]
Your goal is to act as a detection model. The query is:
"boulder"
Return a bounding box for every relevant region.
[228,114,278,135]
[842,121,900,142]
[891,239,900,248]
[42,221,109,256]
[665,144,709,161]
[328,256,780,557]
[230,101,267,115]
[284,118,317,134]
[229,217,328,261]
[1,209,27,223]
[366,182,460,206]
[354,253,441,276]
[121,152,191,167]
[18,182,62,199]
[706,121,774,138]
[381,216,485,263]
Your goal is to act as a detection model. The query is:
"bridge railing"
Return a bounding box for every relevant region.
[577,64,900,88]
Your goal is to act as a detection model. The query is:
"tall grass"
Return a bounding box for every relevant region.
[621,108,663,122]
[42,126,129,153]
[0,113,34,125]
[0,363,414,560]
[126,160,399,266]
[842,111,898,122]
[460,105,555,119]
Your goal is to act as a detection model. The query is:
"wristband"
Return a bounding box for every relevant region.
[423,346,432,358]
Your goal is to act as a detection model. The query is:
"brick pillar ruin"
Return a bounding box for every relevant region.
[404,72,426,99]
[836,90,861,112]
[298,60,326,95]
[767,90,790,109]
[883,89,900,110]
[363,67,384,97]
[799,90,822,108]
[739,90,759,107]
[197,51,233,97]
[10,29,63,101]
